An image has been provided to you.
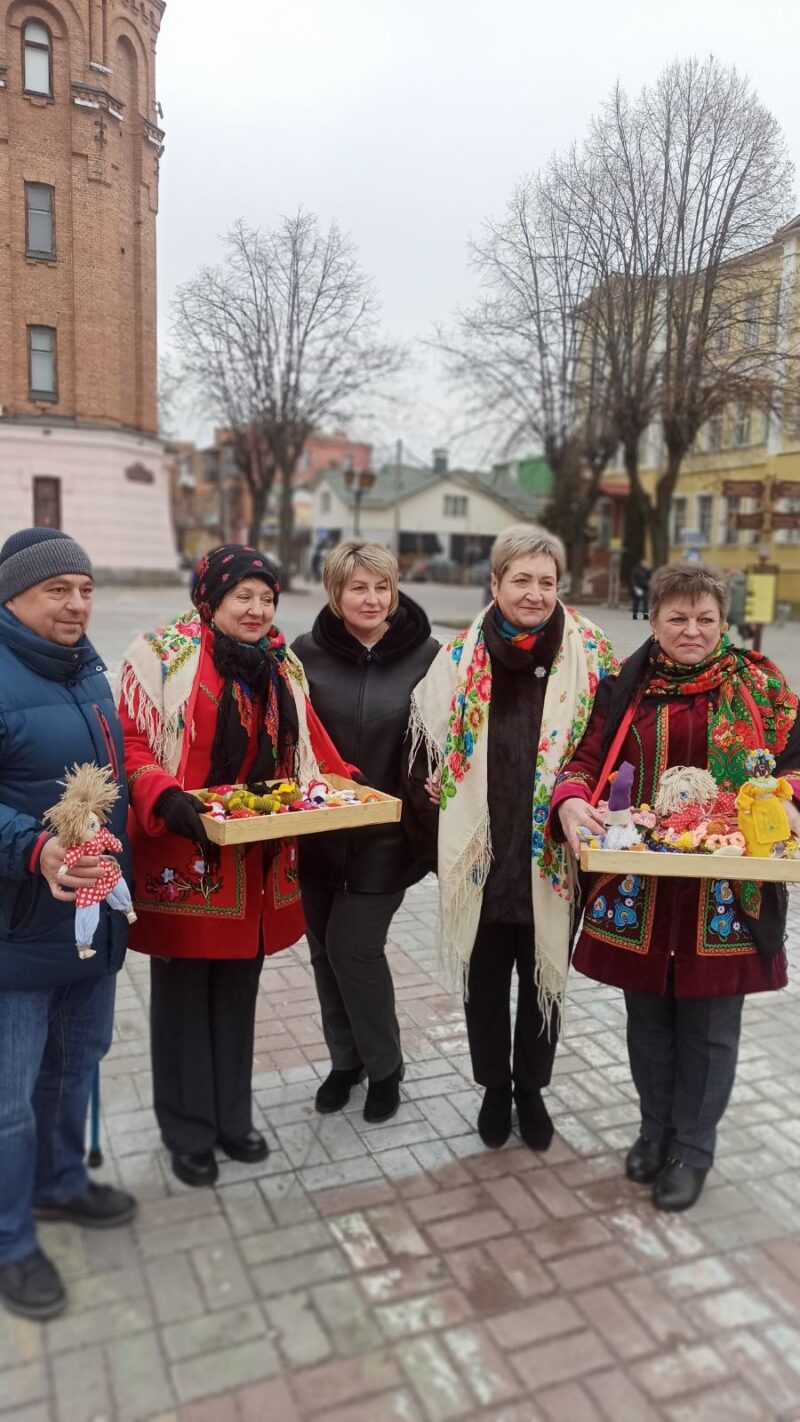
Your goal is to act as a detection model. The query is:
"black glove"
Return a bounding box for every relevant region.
[154,788,210,850]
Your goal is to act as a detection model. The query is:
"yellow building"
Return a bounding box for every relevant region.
[637,215,800,606]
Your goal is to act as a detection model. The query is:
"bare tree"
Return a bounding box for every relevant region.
[437,169,617,594]
[573,59,794,569]
[172,214,404,577]
[647,59,794,565]
[157,355,182,439]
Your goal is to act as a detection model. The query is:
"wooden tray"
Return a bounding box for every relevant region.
[580,846,800,883]
[195,775,401,846]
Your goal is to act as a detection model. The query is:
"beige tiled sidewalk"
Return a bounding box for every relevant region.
[3,879,800,1422]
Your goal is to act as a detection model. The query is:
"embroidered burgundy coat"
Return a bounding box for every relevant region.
[120,630,354,959]
[550,677,800,998]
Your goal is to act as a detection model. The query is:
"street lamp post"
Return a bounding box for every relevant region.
[344,467,376,537]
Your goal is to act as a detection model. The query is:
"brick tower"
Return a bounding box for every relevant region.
[0,0,176,577]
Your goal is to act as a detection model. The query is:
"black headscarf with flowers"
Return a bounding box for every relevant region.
[191,544,280,620]
[190,544,298,787]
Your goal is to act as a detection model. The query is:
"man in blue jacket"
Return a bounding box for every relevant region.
[0,528,136,1320]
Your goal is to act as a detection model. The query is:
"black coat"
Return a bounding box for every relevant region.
[292,593,439,893]
[403,602,566,925]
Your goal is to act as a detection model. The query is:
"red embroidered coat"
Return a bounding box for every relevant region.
[120,631,354,959]
[551,679,800,998]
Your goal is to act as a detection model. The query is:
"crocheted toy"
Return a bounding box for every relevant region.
[735,749,793,858]
[603,762,642,850]
[44,763,136,960]
[649,765,743,853]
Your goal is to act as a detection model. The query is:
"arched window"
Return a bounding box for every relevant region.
[23,19,52,97]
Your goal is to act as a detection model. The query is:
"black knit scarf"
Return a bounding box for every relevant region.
[207,629,299,788]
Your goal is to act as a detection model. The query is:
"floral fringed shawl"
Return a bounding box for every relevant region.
[117,612,319,787]
[409,603,617,1027]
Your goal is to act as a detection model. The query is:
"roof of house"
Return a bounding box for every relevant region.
[316,463,548,521]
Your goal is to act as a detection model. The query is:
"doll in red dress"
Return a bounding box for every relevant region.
[44,763,136,959]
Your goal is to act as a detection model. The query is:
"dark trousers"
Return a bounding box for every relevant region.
[301,881,404,1082]
[149,953,264,1154]
[465,922,558,1091]
[625,976,744,1169]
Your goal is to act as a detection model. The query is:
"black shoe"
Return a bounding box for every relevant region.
[477,1086,512,1149]
[652,1159,709,1212]
[34,1182,137,1229]
[218,1129,269,1164]
[364,1062,404,1124]
[515,1088,554,1152]
[625,1134,668,1184]
[315,1064,365,1115]
[170,1151,218,1188]
[0,1249,66,1321]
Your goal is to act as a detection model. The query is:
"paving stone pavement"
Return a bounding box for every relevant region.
[3,880,800,1422]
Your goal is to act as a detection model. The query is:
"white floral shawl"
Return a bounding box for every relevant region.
[409,603,617,1027]
[118,612,319,786]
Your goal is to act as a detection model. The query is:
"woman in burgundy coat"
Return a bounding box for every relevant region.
[552,562,800,1212]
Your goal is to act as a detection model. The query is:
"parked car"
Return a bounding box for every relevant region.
[406,557,462,584]
[465,557,491,587]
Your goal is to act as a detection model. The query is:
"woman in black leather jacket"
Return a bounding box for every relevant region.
[292,542,438,1123]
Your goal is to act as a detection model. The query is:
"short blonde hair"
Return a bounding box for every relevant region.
[323,540,400,618]
[490,524,566,584]
[649,562,729,621]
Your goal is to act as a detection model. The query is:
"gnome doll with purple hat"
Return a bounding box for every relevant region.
[603,761,641,850]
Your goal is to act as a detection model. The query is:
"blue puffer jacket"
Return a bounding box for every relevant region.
[0,607,130,990]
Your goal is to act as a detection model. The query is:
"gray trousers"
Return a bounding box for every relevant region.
[301,881,404,1082]
[624,975,744,1169]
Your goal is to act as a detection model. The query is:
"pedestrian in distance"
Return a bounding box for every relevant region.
[405,525,616,1152]
[553,562,800,1211]
[0,528,136,1322]
[630,560,651,620]
[292,541,438,1123]
[118,544,353,1189]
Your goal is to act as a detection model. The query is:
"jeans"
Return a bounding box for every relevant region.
[0,973,116,1265]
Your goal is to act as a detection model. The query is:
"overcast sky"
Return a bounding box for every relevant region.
[157,0,800,468]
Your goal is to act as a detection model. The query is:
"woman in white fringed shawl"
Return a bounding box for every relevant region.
[404,526,616,1153]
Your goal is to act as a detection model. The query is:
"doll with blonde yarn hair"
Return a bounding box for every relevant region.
[44,763,136,959]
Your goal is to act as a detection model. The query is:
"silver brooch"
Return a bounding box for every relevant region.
[534,666,547,678]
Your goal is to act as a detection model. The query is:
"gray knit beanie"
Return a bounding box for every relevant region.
[0,528,93,603]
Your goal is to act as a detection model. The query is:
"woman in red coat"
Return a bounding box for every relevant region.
[552,562,800,1212]
[118,545,352,1188]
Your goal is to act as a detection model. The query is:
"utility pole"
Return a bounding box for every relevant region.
[393,439,403,556]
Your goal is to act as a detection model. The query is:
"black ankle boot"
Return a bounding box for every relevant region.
[625,1134,668,1184]
[477,1085,512,1149]
[364,1062,404,1123]
[653,1159,708,1212]
[0,1249,66,1320]
[515,1088,554,1152]
[218,1129,269,1163]
[315,1065,365,1114]
[171,1151,218,1188]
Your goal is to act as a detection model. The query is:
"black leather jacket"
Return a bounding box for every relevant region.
[292,593,438,893]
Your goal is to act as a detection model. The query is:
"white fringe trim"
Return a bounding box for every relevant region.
[438,807,492,999]
[119,663,185,776]
[407,698,445,778]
